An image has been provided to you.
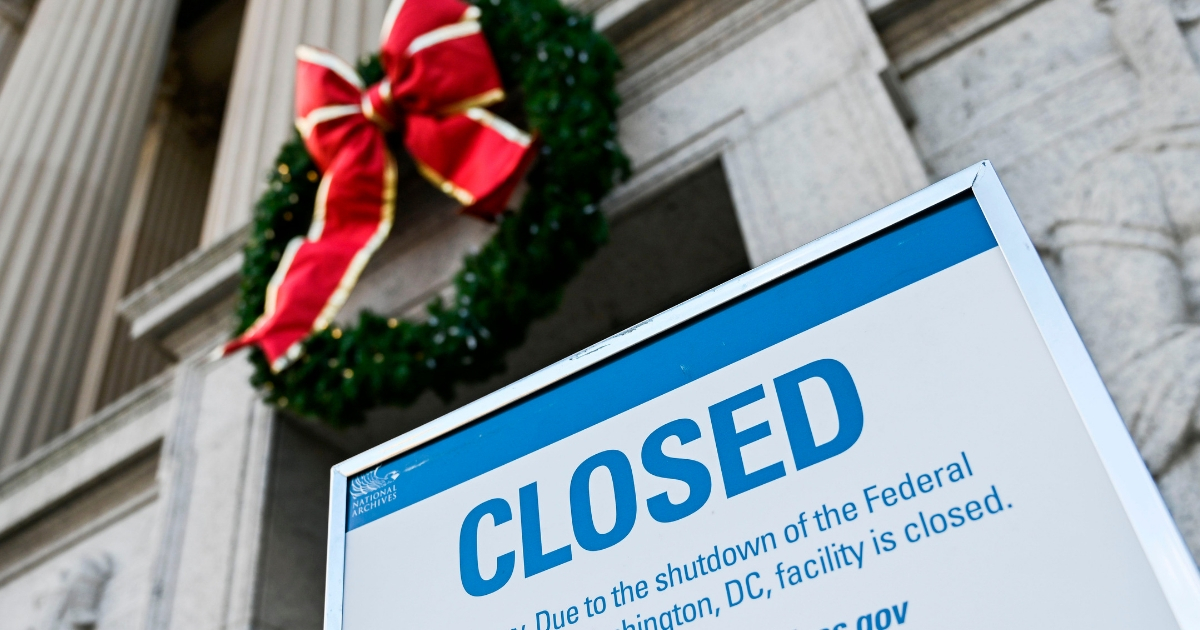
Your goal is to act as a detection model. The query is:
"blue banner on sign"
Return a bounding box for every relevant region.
[347,195,997,531]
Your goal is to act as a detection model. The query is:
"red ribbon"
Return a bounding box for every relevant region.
[224,0,536,370]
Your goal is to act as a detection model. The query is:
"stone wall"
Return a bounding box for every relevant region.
[886,0,1200,557]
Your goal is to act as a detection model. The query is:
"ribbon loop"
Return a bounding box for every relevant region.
[225,0,536,370]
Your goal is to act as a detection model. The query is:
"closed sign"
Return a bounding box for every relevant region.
[324,163,1200,630]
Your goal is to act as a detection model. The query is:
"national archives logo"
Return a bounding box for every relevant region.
[349,465,400,518]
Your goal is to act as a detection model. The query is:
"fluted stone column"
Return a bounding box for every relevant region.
[0,0,179,468]
[199,0,389,245]
[0,0,34,88]
[72,99,216,422]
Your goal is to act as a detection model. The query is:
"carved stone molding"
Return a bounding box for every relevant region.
[49,554,114,630]
[1049,0,1200,479]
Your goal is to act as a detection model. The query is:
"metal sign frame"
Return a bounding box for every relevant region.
[323,161,1200,629]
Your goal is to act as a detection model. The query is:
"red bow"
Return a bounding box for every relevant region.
[224,0,536,370]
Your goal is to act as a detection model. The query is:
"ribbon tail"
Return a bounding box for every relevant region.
[223,236,307,359]
[226,48,399,370]
[229,141,397,370]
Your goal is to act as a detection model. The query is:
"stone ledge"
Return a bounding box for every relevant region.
[0,486,158,587]
[0,370,172,536]
[593,0,677,38]
[571,0,717,42]
[119,225,247,342]
[563,0,662,35]
[873,0,1044,75]
[615,0,815,112]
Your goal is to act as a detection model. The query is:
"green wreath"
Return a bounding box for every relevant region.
[233,0,628,425]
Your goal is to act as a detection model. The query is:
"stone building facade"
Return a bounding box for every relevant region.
[0,0,1198,627]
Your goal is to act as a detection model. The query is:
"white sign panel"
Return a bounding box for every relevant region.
[324,163,1200,630]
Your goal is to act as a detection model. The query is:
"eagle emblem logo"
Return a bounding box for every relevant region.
[349,465,400,498]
